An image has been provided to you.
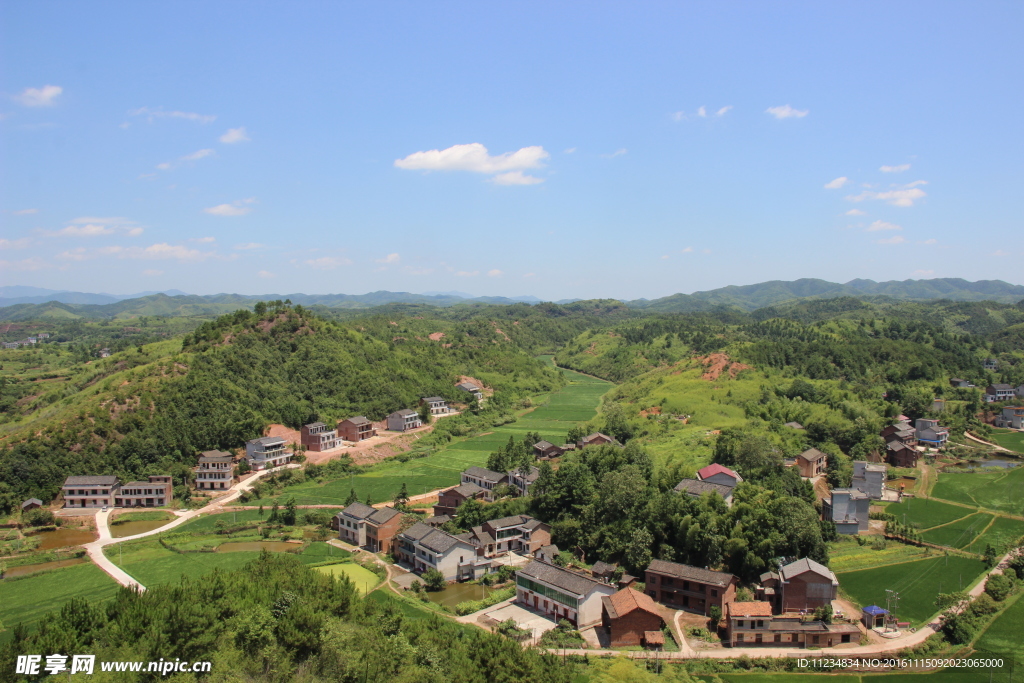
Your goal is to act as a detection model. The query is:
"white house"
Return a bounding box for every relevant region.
[245,436,293,471]
[516,560,617,627]
[396,521,481,582]
[852,461,886,499]
[824,489,870,534]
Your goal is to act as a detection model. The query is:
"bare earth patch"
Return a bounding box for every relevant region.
[698,353,753,381]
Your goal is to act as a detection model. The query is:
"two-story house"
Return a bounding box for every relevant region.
[516,560,617,627]
[644,559,738,615]
[914,418,949,448]
[245,436,293,471]
[885,441,918,468]
[995,406,1024,430]
[456,381,484,402]
[795,448,828,478]
[762,558,838,613]
[396,521,481,582]
[696,463,743,488]
[337,416,376,442]
[300,422,342,452]
[851,461,887,499]
[335,503,404,553]
[194,450,236,490]
[579,432,615,449]
[421,397,449,416]
[726,602,858,647]
[507,466,540,496]
[62,476,120,508]
[986,384,1016,404]
[984,359,999,371]
[949,378,974,388]
[823,488,870,535]
[459,515,552,558]
[601,588,666,647]
[433,482,487,517]
[460,466,508,500]
[114,475,173,507]
[532,440,563,460]
[881,422,917,447]
[387,409,422,432]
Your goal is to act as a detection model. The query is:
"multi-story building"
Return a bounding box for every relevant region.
[533,440,564,460]
[245,436,293,471]
[914,418,949,447]
[986,384,1017,404]
[460,466,508,500]
[338,416,376,442]
[114,476,173,507]
[386,409,422,432]
[601,588,666,647]
[995,406,1024,430]
[823,488,870,535]
[421,396,449,416]
[725,602,859,647]
[762,558,839,613]
[433,482,487,517]
[885,441,918,468]
[516,560,617,627]
[507,466,540,496]
[643,559,738,615]
[851,461,887,499]
[396,521,481,581]
[335,503,404,553]
[300,422,342,452]
[62,476,120,508]
[458,515,551,558]
[456,381,484,402]
[194,450,235,490]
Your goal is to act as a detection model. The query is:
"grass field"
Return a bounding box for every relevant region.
[828,537,938,573]
[883,497,975,530]
[920,513,994,550]
[0,561,119,643]
[988,429,1024,454]
[974,515,1024,553]
[975,589,1024,658]
[931,465,1024,515]
[838,554,987,626]
[315,562,380,594]
[246,362,612,506]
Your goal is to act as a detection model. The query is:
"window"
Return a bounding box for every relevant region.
[812,635,819,645]
[736,634,744,643]
[736,620,744,628]
[682,581,690,591]
[756,620,764,628]
[711,589,718,597]
[774,634,781,643]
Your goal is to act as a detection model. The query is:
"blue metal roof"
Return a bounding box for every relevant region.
[862,605,889,615]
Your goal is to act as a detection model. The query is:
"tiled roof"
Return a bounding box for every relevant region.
[249,436,285,446]
[485,514,529,529]
[602,588,661,620]
[673,478,734,497]
[64,475,119,486]
[401,521,436,541]
[534,440,556,450]
[197,453,234,464]
[423,396,445,402]
[390,409,417,418]
[779,557,837,584]
[368,507,402,524]
[645,559,735,587]
[696,463,742,481]
[21,498,42,508]
[727,602,773,618]
[799,448,827,462]
[463,466,506,482]
[420,528,466,554]
[518,560,607,596]
[449,482,486,497]
[784,422,804,429]
[425,515,452,527]
[200,450,233,459]
[341,502,376,519]
[305,421,326,428]
[591,561,618,576]
[342,416,370,425]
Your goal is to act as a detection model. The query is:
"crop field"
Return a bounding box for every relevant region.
[988,429,1024,454]
[838,554,987,626]
[246,363,611,506]
[974,515,1024,553]
[931,465,1024,515]
[828,537,938,573]
[315,562,380,594]
[883,497,976,530]
[919,513,994,550]
[0,561,119,644]
[975,591,1024,658]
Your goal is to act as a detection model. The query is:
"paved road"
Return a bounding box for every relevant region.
[81,465,300,591]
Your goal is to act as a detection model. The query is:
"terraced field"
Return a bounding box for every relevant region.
[246,360,612,506]
[931,464,1024,515]
[988,428,1024,454]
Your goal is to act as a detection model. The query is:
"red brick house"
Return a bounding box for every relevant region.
[726,602,858,647]
[795,448,828,478]
[601,588,666,647]
[644,559,737,615]
[533,440,564,460]
[885,441,918,468]
[337,416,376,442]
[762,558,838,613]
[300,422,342,452]
[433,482,487,517]
[579,432,615,448]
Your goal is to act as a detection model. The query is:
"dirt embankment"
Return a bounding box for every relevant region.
[698,353,753,381]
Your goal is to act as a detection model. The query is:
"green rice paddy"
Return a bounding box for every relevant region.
[315,562,380,594]
[883,497,977,530]
[930,464,1024,515]
[988,429,1024,454]
[919,513,994,550]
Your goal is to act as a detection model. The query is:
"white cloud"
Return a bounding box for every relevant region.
[660,255,670,260]
[681,247,694,253]
[182,148,214,161]
[304,256,350,270]
[922,238,937,245]
[523,272,536,278]
[395,143,548,176]
[846,187,927,207]
[455,270,480,277]
[0,238,31,249]
[376,253,400,264]
[142,269,164,276]
[824,177,849,189]
[564,147,576,154]
[191,236,216,243]
[845,209,866,216]
[58,242,214,262]
[69,216,133,225]
[866,220,902,232]
[716,105,733,116]
[258,270,275,278]
[12,208,38,215]
[204,198,256,216]
[127,227,144,236]
[234,242,264,250]
[0,257,49,271]
[129,107,216,124]
[697,106,707,118]
[487,269,503,277]
[880,164,911,173]
[766,104,809,119]
[992,250,1010,257]
[601,148,627,158]
[219,127,250,144]
[492,171,543,185]
[405,267,434,276]
[876,235,907,245]
[913,269,935,276]
[702,249,712,254]
[58,224,115,237]
[14,85,62,107]
[901,180,928,188]
[671,111,687,122]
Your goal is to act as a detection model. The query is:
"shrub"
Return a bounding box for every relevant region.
[985,573,1016,602]
[24,509,55,527]
[422,568,446,591]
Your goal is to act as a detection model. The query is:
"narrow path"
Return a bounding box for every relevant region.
[965,432,1012,453]
[81,464,300,591]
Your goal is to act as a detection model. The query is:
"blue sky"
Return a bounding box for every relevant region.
[2,2,1021,300]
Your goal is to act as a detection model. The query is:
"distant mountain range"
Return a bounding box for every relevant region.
[0,278,1020,321]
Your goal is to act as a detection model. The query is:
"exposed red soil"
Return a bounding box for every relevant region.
[585,341,598,355]
[491,322,511,342]
[698,353,753,381]
[428,332,445,341]
[639,406,663,417]
[458,375,493,397]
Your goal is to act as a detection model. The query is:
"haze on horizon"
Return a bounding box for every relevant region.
[2,2,1021,301]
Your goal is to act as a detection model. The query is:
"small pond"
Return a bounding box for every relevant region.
[110,518,175,538]
[979,459,1019,469]
[425,582,497,609]
[3,557,88,579]
[27,527,96,550]
[216,541,299,553]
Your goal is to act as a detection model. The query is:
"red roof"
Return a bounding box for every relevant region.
[602,588,662,620]
[727,601,774,617]
[697,463,740,481]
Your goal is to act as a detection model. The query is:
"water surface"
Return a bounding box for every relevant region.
[110,518,174,538]
[27,527,96,550]
[425,582,496,608]
[216,541,298,553]
[3,557,87,578]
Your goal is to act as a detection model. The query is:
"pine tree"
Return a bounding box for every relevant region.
[395,483,409,509]
[345,488,358,506]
